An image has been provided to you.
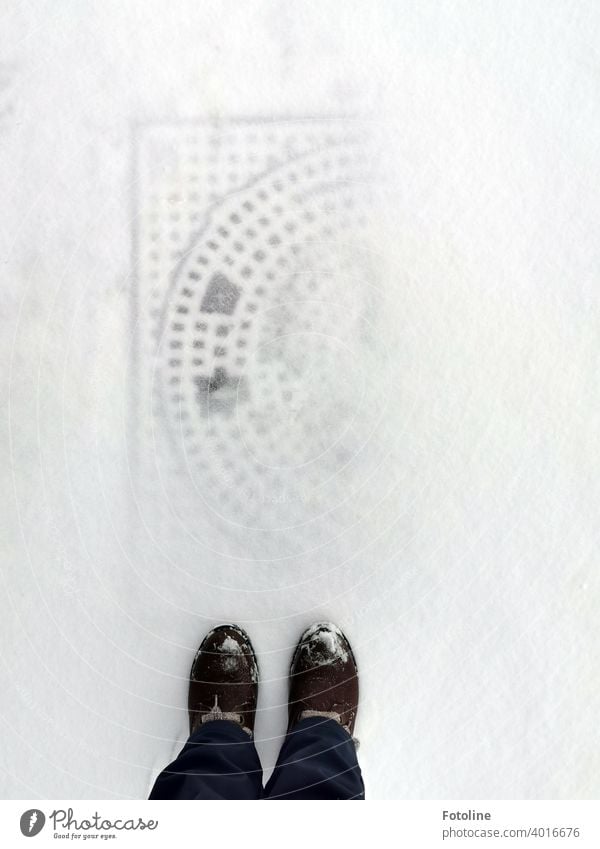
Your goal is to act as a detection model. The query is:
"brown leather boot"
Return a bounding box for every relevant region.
[188,624,258,737]
[287,622,359,738]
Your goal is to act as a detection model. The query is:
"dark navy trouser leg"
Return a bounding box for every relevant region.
[149,716,365,800]
[149,720,263,800]
[264,716,365,799]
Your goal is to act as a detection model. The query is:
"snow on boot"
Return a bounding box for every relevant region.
[188,624,258,737]
[287,622,359,739]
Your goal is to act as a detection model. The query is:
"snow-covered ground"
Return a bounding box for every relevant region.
[2,1,599,799]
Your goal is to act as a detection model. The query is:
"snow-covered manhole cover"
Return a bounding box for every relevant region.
[133,119,391,550]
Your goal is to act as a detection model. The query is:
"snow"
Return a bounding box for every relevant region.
[299,623,350,664]
[218,634,245,672]
[219,636,243,655]
[2,1,600,800]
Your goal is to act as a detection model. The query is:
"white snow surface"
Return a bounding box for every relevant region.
[2,1,600,799]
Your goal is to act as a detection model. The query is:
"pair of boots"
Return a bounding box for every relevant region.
[149,621,362,799]
[187,621,359,740]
